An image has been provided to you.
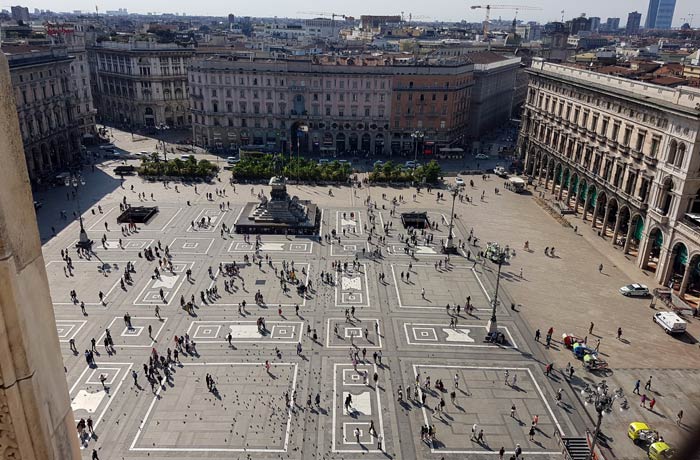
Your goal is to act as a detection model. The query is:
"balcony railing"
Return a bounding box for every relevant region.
[643,156,658,167]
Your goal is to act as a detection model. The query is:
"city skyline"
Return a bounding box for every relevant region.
[10,0,698,26]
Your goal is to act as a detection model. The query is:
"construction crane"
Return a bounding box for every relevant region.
[407,13,430,24]
[470,4,542,40]
[297,11,349,38]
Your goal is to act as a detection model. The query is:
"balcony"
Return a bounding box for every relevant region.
[606,138,618,149]
[643,156,658,167]
[680,216,700,242]
[631,150,643,161]
[618,144,629,155]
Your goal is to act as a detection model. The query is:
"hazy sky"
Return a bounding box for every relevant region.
[19,0,699,27]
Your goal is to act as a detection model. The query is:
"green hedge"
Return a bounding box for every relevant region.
[138,154,218,178]
[369,160,441,183]
[231,154,352,182]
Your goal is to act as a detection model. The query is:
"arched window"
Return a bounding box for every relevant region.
[658,177,674,216]
[676,144,686,168]
[667,140,677,165]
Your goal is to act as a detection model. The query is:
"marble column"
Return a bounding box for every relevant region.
[0,53,81,460]
[591,198,600,228]
[611,212,622,247]
[679,262,692,298]
[623,219,635,254]
[601,204,611,237]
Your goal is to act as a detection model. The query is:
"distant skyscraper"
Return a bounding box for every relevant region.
[605,17,620,31]
[589,17,601,33]
[645,0,676,29]
[626,11,642,34]
[569,15,591,35]
[10,5,29,22]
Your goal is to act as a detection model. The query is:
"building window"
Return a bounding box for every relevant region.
[623,126,632,146]
[635,132,646,152]
[650,136,661,158]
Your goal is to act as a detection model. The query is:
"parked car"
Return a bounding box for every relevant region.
[653,311,687,335]
[373,160,384,168]
[405,160,420,168]
[226,156,239,165]
[619,283,650,297]
[475,153,489,160]
[455,177,465,187]
[99,143,115,150]
[648,442,674,460]
[318,158,330,165]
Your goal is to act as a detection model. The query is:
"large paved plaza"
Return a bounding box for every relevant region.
[36,138,700,459]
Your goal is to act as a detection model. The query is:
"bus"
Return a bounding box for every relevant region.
[506,177,526,193]
[238,145,279,159]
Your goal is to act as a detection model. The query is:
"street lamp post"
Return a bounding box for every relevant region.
[66,173,93,250]
[443,187,459,254]
[487,247,507,334]
[585,394,614,460]
[411,130,424,170]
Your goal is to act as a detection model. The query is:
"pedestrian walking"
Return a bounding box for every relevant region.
[677,409,684,425]
[510,404,516,418]
[645,376,652,391]
[598,263,603,273]
[617,327,623,340]
[641,394,648,408]
[499,446,505,460]
[529,425,535,441]
[633,379,641,394]
[589,322,594,335]
[92,449,100,460]
[534,329,540,342]
[649,398,656,411]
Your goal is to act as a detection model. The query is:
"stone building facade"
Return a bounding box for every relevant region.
[0,51,81,460]
[466,52,521,138]
[188,54,473,156]
[519,58,700,301]
[3,44,84,184]
[88,40,195,129]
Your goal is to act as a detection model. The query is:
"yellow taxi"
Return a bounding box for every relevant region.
[648,442,673,460]
[628,422,651,442]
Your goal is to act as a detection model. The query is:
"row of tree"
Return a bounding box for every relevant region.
[231,155,352,182]
[138,154,219,178]
[369,160,442,183]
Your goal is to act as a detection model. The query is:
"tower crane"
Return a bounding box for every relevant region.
[470,4,542,39]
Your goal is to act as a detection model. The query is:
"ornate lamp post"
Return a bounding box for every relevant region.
[443,186,459,254]
[411,130,424,169]
[66,173,92,250]
[487,245,508,334]
[585,392,614,460]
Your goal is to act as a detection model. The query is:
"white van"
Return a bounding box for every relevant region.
[653,311,687,334]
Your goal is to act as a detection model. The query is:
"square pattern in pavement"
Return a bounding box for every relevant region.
[41,171,583,460]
